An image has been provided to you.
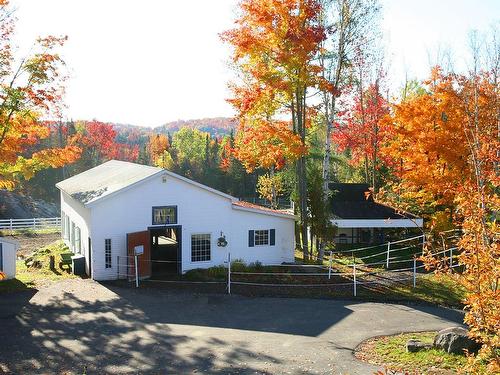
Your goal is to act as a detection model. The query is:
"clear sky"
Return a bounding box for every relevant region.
[11,0,500,127]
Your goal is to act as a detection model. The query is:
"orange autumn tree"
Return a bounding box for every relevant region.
[222,0,327,257]
[0,1,80,188]
[147,133,170,166]
[383,67,499,371]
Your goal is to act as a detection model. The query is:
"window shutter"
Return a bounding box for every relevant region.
[270,229,275,246]
[248,230,254,247]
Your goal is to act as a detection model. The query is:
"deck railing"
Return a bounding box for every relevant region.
[0,217,61,231]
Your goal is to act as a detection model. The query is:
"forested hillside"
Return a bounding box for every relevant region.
[17,120,260,206]
[154,117,237,137]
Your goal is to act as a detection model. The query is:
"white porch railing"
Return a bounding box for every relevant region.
[0,217,61,231]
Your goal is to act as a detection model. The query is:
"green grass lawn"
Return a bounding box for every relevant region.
[0,240,76,293]
[294,248,465,307]
[385,273,466,307]
[356,332,468,374]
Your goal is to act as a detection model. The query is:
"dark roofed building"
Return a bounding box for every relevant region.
[329,183,422,244]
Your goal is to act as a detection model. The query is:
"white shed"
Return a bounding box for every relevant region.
[0,237,19,279]
[56,160,296,281]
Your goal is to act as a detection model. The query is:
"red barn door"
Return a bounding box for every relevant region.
[127,230,151,279]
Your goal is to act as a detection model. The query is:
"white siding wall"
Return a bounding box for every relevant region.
[182,207,295,272]
[0,239,17,279]
[89,173,295,280]
[60,191,92,275]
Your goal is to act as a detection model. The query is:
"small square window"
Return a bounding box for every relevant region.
[152,206,177,225]
[254,230,269,246]
[191,234,211,262]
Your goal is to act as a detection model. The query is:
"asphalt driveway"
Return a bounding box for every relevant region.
[0,279,464,374]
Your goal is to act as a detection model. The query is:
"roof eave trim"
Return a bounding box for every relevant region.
[232,204,297,220]
[162,170,237,201]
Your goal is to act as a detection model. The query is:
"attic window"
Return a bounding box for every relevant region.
[152,206,177,225]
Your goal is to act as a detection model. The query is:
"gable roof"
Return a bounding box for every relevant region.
[55,160,294,220]
[329,183,419,220]
[56,160,164,206]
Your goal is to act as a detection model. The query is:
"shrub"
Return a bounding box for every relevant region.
[231,259,247,272]
[248,261,264,271]
[207,265,227,280]
[183,269,207,281]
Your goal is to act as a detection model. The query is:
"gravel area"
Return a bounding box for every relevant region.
[0,278,464,374]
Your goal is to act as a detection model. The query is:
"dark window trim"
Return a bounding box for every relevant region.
[105,238,112,269]
[152,206,178,225]
[249,229,276,247]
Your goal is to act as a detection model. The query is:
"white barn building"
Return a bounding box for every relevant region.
[0,237,19,279]
[56,160,295,281]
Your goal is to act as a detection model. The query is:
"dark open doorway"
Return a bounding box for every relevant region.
[149,226,182,278]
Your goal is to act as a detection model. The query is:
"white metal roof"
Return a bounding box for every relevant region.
[56,160,164,206]
[56,160,296,220]
[332,218,424,228]
[56,159,239,207]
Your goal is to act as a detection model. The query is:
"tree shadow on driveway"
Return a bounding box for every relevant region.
[0,284,289,374]
[0,279,463,374]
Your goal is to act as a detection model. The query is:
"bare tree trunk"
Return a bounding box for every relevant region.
[270,167,277,208]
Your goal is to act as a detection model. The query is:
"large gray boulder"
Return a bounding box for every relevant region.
[434,327,481,355]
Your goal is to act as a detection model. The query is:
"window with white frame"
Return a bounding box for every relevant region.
[70,222,75,250]
[64,215,70,239]
[61,212,66,237]
[249,229,276,247]
[75,227,81,254]
[191,234,211,262]
[254,230,269,246]
[105,239,112,268]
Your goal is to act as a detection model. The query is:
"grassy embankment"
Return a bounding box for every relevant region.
[356,332,474,374]
[0,240,76,293]
[182,253,466,307]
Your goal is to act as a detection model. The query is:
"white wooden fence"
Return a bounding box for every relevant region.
[0,217,61,231]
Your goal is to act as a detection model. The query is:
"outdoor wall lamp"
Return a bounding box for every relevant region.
[217,231,228,247]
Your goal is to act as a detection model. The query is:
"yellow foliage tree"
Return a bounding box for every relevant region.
[0,1,80,188]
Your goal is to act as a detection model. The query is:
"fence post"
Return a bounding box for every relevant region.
[9,218,13,235]
[386,242,391,268]
[33,218,37,231]
[449,247,453,268]
[134,254,139,288]
[328,251,332,280]
[353,263,357,297]
[413,257,417,288]
[227,252,231,295]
